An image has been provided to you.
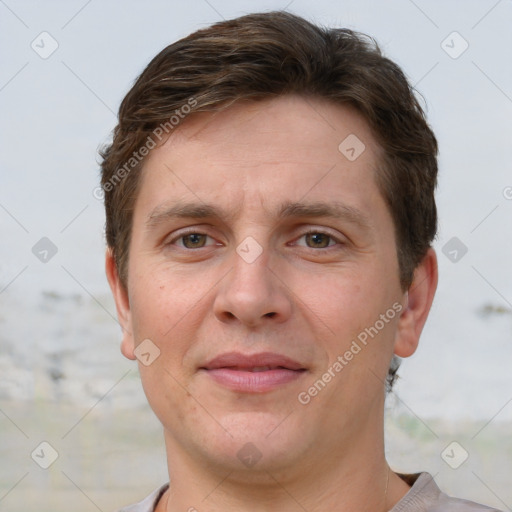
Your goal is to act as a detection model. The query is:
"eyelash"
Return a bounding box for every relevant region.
[167,228,343,250]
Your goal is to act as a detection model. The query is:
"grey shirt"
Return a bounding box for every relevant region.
[116,472,502,512]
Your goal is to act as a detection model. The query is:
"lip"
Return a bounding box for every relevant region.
[202,351,306,371]
[199,351,307,393]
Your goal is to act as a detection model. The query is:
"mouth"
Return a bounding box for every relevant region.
[199,352,308,393]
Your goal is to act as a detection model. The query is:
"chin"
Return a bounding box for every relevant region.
[200,410,309,473]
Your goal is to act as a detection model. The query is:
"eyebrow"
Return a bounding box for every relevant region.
[145,200,371,231]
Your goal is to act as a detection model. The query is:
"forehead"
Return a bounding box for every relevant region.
[161,95,379,163]
[135,95,386,225]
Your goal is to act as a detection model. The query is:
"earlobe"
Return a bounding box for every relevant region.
[105,249,136,360]
[120,337,136,360]
[394,248,438,358]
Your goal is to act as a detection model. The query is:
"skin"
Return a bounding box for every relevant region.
[106,95,438,512]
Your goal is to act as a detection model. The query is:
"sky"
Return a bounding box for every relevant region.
[0,0,511,422]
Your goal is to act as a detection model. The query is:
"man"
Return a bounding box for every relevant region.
[100,11,500,512]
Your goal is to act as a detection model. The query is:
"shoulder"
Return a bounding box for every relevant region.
[115,484,169,512]
[392,473,503,512]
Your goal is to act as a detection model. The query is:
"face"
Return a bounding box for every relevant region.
[109,95,417,476]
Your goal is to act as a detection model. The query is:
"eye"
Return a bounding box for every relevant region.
[170,231,216,249]
[295,230,341,249]
[166,229,342,251]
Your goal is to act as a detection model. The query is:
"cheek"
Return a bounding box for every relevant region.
[313,270,375,333]
[128,272,191,356]
[310,265,398,360]
[128,275,199,421]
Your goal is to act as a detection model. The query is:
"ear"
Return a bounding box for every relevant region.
[105,249,136,360]
[394,248,438,358]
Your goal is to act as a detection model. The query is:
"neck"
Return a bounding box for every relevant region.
[159,417,410,512]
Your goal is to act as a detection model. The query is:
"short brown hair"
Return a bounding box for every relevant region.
[100,11,438,386]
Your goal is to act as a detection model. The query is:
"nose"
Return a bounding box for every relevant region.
[213,245,293,328]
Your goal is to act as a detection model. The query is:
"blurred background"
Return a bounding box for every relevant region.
[0,1,511,511]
